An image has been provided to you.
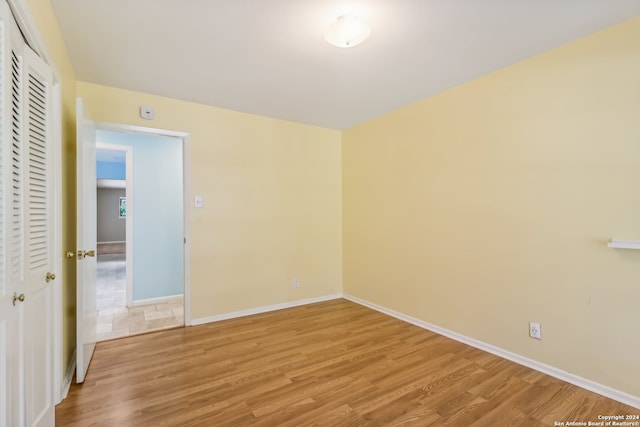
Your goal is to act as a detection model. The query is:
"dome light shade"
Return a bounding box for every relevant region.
[324,15,370,48]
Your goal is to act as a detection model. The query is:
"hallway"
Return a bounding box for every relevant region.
[96,253,184,341]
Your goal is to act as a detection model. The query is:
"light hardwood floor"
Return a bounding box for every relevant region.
[56,299,638,426]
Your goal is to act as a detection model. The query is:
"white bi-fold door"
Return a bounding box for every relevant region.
[0,0,56,426]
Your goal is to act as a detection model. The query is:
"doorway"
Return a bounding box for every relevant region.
[93,128,187,341]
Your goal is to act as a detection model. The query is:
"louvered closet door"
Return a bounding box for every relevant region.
[0,1,23,425]
[21,45,54,427]
[0,5,12,427]
[0,1,54,426]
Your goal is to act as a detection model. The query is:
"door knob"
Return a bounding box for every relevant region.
[46,272,56,283]
[12,293,25,306]
[66,250,85,259]
[85,250,95,257]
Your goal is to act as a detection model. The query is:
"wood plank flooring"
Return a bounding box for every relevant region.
[56,299,638,426]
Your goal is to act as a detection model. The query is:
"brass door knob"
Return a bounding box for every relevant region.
[46,272,56,283]
[12,293,25,306]
[65,250,94,259]
[66,250,85,259]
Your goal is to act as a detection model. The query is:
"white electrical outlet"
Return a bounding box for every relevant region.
[293,278,300,288]
[529,322,541,340]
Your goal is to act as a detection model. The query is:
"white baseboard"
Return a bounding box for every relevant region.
[190,294,343,326]
[343,294,640,410]
[130,294,183,307]
[60,349,76,402]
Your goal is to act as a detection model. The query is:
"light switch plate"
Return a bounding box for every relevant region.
[194,195,204,208]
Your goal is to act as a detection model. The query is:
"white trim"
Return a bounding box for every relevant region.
[96,179,125,189]
[125,146,134,308]
[94,122,191,326]
[96,142,133,308]
[182,134,192,326]
[95,121,189,140]
[6,0,50,64]
[60,349,76,401]
[130,294,183,307]
[51,79,64,405]
[191,294,343,326]
[343,294,640,410]
[607,239,640,249]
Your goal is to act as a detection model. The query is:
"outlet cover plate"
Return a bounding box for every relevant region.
[529,322,541,340]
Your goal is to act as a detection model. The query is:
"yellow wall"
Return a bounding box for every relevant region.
[26,0,78,375]
[343,17,640,396]
[77,82,343,319]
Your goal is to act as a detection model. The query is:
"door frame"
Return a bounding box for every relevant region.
[94,121,192,325]
[51,80,64,404]
[95,143,134,307]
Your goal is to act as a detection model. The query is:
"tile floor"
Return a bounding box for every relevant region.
[96,253,184,342]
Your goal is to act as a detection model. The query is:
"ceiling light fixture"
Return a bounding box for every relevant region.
[324,15,370,48]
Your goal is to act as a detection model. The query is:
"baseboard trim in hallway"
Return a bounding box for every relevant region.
[130,294,185,307]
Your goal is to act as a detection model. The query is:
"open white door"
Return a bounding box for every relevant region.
[75,98,97,383]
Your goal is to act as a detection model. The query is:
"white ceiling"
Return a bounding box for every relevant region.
[50,0,640,130]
